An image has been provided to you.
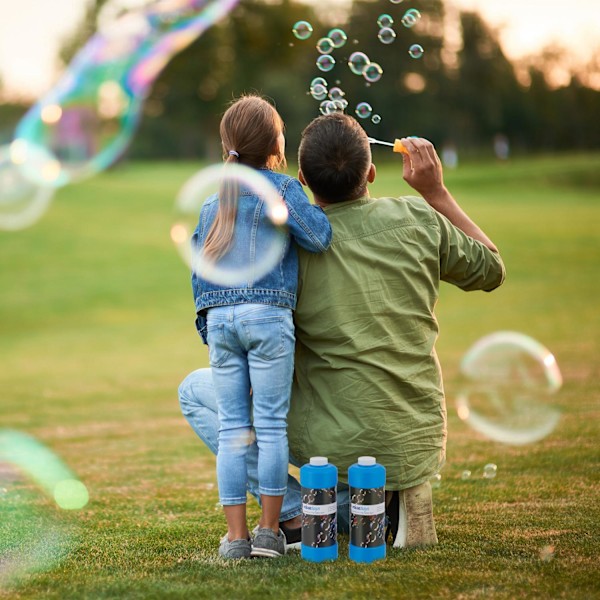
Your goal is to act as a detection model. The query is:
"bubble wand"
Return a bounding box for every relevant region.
[367,137,408,154]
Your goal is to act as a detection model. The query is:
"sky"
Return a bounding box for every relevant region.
[0,0,599,99]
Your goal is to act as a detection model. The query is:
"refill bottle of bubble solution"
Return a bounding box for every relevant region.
[348,456,386,563]
[300,457,338,562]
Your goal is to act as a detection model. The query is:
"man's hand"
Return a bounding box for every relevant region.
[400,137,448,204]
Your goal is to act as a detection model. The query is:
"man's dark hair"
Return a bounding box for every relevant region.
[298,113,372,203]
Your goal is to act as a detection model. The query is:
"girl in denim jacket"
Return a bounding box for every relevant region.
[191,95,332,559]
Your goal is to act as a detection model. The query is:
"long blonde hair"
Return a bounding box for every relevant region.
[203,95,286,261]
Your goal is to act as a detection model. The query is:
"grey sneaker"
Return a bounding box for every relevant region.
[250,526,286,558]
[218,534,252,559]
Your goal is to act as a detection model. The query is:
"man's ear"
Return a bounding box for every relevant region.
[298,169,307,186]
[367,163,376,183]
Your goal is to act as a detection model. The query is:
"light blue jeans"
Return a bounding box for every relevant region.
[206,303,294,505]
[179,366,352,532]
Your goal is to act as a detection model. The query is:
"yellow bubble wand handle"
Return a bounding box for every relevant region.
[367,137,408,154]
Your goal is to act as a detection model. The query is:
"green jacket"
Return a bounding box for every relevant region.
[288,195,505,490]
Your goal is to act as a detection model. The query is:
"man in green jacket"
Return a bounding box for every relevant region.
[179,113,505,549]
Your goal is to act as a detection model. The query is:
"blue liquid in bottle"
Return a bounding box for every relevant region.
[348,456,386,563]
[300,457,338,562]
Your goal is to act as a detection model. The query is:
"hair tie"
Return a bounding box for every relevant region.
[228,150,239,158]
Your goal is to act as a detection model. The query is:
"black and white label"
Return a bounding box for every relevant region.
[301,486,337,548]
[350,486,385,548]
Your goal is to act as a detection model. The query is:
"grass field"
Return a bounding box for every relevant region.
[1,153,599,599]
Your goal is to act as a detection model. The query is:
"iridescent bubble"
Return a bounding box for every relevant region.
[331,100,346,112]
[456,331,563,445]
[355,102,373,119]
[292,20,313,40]
[408,44,424,59]
[430,473,442,489]
[328,28,348,49]
[310,83,328,101]
[316,37,334,55]
[371,114,382,124]
[14,0,240,187]
[348,51,370,75]
[378,27,396,45]
[319,100,337,115]
[311,76,328,88]
[0,429,89,587]
[0,144,55,231]
[389,0,404,4]
[339,98,349,110]
[328,86,345,101]
[172,163,289,286]
[483,463,497,479]
[363,62,383,83]
[377,14,394,28]
[461,470,472,481]
[316,54,336,72]
[402,8,422,28]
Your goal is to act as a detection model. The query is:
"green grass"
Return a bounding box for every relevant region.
[1,154,599,599]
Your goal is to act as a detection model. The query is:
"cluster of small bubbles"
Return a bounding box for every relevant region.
[348,51,370,75]
[430,473,442,489]
[328,87,345,101]
[378,27,396,45]
[483,463,498,479]
[316,54,336,72]
[316,37,334,55]
[408,43,424,59]
[328,28,348,49]
[461,470,472,481]
[377,13,394,28]
[371,114,382,124]
[402,8,421,28]
[355,102,373,119]
[363,62,383,83]
[310,83,328,101]
[292,20,313,40]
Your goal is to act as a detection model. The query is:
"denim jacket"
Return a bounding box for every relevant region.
[192,169,332,344]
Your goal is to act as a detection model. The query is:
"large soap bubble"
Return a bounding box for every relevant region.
[12,0,240,188]
[0,145,55,231]
[0,430,89,587]
[171,162,289,286]
[456,331,563,445]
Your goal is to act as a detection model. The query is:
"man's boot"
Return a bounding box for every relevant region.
[387,481,438,548]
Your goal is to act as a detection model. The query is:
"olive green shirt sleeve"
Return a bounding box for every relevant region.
[434,210,506,292]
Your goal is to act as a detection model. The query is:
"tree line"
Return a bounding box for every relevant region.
[1,0,599,160]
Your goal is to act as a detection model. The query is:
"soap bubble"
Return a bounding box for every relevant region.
[378,27,396,45]
[328,87,345,101]
[0,144,55,231]
[328,28,348,49]
[310,83,328,101]
[292,20,313,40]
[363,62,383,83]
[171,162,289,286]
[348,51,370,75]
[377,14,394,28]
[316,37,334,55]
[456,331,562,445]
[355,102,373,118]
[402,8,421,28]
[389,0,404,4]
[14,0,241,188]
[316,54,336,72]
[483,463,497,479]
[460,470,472,481]
[408,44,424,59]
[310,76,328,89]
[371,114,382,124]
[0,430,89,587]
[430,473,442,489]
[320,100,344,115]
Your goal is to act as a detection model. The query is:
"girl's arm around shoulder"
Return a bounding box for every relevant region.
[282,177,332,253]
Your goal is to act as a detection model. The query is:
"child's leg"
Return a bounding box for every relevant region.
[244,306,295,533]
[208,308,253,541]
